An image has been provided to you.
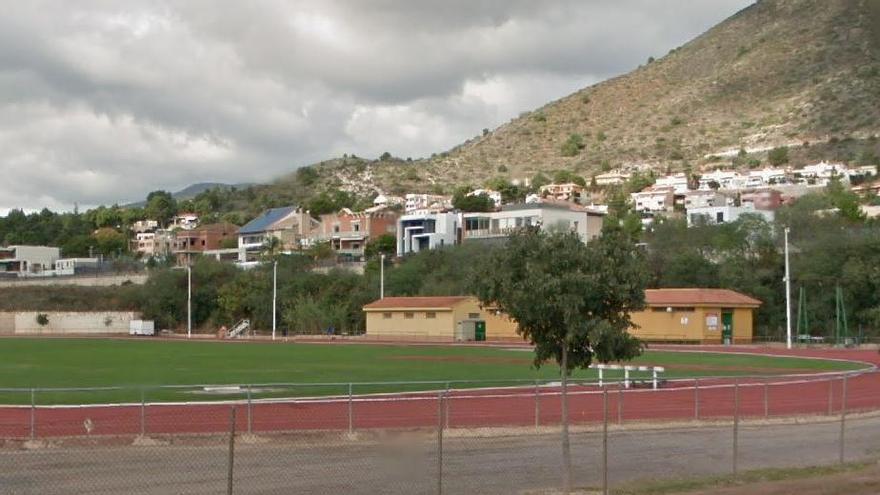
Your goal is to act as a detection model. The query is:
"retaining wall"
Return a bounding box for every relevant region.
[0,311,140,335]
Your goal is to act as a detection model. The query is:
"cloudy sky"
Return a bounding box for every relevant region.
[0,0,753,214]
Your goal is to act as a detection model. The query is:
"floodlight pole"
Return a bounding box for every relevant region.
[272,260,278,341]
[784,227,792,349]
[380,254,385,299]
[187,264,192,339]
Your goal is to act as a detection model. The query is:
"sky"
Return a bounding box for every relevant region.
[0,0,753,214]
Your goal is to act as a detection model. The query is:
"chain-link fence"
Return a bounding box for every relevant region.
[1,370,879,494]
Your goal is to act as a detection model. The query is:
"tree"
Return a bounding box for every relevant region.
[767,146,789,166]
[145,191,177,227]
[364,234,396,259]
[552,170,587,187]
[560,134,585,157]
[92,228,128,257]
[452,191,495,212]
[472,227,648,492]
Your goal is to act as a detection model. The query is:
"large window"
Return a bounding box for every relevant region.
[382,312,392,319]
[426,312,436,319]
[404,312,414,319]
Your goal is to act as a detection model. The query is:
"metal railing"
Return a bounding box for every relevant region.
[1,370,878,494]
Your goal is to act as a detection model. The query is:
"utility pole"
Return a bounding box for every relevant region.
[784,227,792,349]
[380,253,385,299]
[272,260,278,340]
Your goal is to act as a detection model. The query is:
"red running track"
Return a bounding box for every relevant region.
[1,346,878,439]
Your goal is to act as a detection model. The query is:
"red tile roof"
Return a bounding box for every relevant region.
[363,296,473,310]
[645,289,761,307]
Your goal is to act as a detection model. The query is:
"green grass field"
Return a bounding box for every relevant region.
[0,338,866,405]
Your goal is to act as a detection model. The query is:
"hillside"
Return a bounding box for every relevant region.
[285,0,880,201]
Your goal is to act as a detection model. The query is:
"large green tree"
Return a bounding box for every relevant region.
[472,226,648,492]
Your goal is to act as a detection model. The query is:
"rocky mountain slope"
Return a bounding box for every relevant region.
[242,0,880,206]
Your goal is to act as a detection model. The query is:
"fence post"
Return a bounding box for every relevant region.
[140,388,146,437]
[445,382,450,430]
[348,383,353,435]
[437,391,444,495]
[694,379,700,421]
[602,387,609,495]
[764,377,769,418]
[227,407,236,495]
[828,379,834,416]
[839,375,848,464]
[617,382,623,425]
[29,388,36,442]
[246,385,253,436]
[534,380,540,431]
[733,379,739,475]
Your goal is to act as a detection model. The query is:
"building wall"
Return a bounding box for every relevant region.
[630,306,754,343]
[365,309,456,339]
[0,311,140,335]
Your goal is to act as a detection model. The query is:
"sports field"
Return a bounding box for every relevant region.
[0,338,866,405]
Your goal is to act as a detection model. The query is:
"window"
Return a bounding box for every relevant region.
[382,312,392,319]
[353,223,360,232]
[716,211,725,223]
[426,312,436,319]
[468,313,480,319]
[404,312,414,319]
[334,225,340,233]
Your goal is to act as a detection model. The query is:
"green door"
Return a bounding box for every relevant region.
[721,311,734,345]
[475,321,486,341]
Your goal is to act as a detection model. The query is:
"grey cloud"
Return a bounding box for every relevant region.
[0,0,753,212]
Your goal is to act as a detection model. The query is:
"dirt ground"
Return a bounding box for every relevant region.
[682,462,880,495]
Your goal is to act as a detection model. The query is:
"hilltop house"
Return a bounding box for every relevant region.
[461,202,604,244]
[314,207,398,258]
[237,207,318,262]
[172,223,239,264]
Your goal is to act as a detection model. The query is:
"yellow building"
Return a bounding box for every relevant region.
[363,289,760,344]
[363,296,520,341]
[632,289,760,344]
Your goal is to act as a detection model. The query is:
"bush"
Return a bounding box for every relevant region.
[560,134,586,157]
[767,146,789,166]
[36,313,49,326]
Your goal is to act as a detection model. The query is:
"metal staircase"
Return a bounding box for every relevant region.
[227,319,251,339]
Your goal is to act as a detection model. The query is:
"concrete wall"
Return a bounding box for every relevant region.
[0,273,148,288]
[0,312,13,335]
[0,311,140,335]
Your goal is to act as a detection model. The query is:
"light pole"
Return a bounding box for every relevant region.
[187,264,192,339]
[380,253,385,299]
[784,227,792,349]
[272,260,278,341]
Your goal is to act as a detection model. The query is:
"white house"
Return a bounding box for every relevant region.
[55,258,100,276]
[171,213,199,231]
[654,174,690,194]
[748,168,788,186]
[683,190,734,210]
[372,194,405,207]
[467,188,502,206]
[594,171,631,185]
[687,205,775,227]
[397,211,460,256]
[631,187,675,213]
[404,194,453,213]
[462,202,605,244]
[0,246,60,277]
